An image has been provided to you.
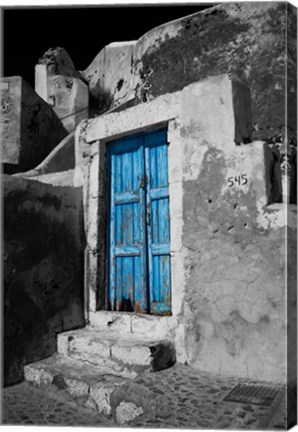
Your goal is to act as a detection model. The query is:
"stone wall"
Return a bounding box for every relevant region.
[0,76,67,173]
[3,174,85,385]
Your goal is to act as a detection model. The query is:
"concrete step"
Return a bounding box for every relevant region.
[57,327,176,374]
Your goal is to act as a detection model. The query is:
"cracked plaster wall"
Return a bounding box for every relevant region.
[178,78,291,383]
[3,175,85,385]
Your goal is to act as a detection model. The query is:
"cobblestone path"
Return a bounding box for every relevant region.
[1,381,115,426]
[1,363,286,429]
[130,364,286,429]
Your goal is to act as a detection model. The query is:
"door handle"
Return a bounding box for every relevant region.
[147,206,151,225]
[140,175,148,189]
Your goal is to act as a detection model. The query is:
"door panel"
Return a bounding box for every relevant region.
[108,129,171,315]
[144,130,171,315]
[108,136,147,313]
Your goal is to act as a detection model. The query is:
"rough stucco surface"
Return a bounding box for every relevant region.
[135,2,296,145]
[3,174,85,386]
[80,2,296,147]
[177,78,289,382]
[182,195,287,380]
[0,76,67,172]
[82,42,136,115]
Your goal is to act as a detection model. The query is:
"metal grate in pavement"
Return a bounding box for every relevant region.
[223,383,280,406]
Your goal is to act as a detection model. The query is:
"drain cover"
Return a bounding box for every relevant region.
[223,383,280,406]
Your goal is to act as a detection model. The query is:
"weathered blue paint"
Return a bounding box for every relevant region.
[107,129,171,314]
[144,130,171,314]
[108,135,147,313]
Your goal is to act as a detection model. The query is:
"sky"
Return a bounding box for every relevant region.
[2,4,214,88]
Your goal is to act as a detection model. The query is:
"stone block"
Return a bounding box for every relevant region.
[24,363,53,386]
[89,311,131,333]
[57,328,111,359]
[130,314,174,339]
[89,382,118,415]
[115,401,144,424]
[57,332,70,356]
[111,344,152,367]
[64,378,89,397]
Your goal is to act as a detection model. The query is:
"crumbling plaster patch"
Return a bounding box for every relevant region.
[133,2,296,146]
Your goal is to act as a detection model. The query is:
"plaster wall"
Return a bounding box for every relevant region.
[79,2,296,146]
[22,132,75,177]
[35,48,89,133]
[76,75,293,383]
[3,174,85,385]
[0,76,67,172]
[83,42,136,114]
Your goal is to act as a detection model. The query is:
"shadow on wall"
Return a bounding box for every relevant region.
[3,175,85,386]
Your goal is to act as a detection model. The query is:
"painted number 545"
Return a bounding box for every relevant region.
[227,174,248,187]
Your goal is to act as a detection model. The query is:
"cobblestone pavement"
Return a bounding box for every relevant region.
[1,363,287,429]
[1,381,116,427]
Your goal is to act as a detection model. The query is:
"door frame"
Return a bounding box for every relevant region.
[107,128,172,315]
[80,95,185,327]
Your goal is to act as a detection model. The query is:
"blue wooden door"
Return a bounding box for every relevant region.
[107,129,171,315]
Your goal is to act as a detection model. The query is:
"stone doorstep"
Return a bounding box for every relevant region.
[23,353,164,424]
[24,353,129,416]
[88,310,176,338]
[57,326,176,372]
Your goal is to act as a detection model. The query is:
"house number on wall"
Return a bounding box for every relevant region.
[227,174,248,187]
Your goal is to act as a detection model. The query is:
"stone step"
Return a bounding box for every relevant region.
[24,353,129,415]
[88,310,175,339]
[57,327,176,374]
[24,353,172,424]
